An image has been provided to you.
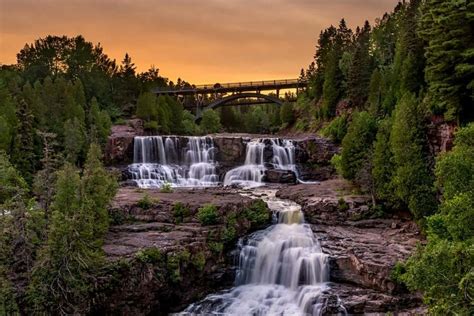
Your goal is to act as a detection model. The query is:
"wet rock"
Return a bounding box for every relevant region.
[276,179,425,311]
[105,119,143,164]
[95,187,273,314]
[264,169,297,184]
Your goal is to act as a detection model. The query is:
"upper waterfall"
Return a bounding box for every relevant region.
[129,136,219,188]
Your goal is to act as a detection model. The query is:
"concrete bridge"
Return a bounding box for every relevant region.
[152,78,307,120]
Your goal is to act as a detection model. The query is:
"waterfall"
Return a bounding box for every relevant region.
[224,138,299,187]
[223,140,266,187]
[182,191,330,315]
[129,136,219,188]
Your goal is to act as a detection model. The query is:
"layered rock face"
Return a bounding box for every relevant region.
[94,187,272,315]
[277,179,425,314]
[105,119,144,165]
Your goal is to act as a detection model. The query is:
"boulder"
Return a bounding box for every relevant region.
[264,169,297,184]
[105,119,143,164]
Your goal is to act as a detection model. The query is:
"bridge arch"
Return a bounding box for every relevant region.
[195,92,283,121]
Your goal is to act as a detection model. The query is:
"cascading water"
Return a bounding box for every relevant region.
[223,140,266,187]
[182,190,330,315]
[129,136,219,188]
[224,138,300,187]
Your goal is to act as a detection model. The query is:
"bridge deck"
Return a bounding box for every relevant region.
[153,78,306,95]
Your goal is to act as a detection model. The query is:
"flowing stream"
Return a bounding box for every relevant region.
[181,189,330,315]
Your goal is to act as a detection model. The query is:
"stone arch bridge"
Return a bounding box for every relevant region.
[152,78,307,121]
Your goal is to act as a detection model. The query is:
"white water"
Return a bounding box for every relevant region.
[182,190,330,315]
[224,138,300,187]
[223,140,266,187]
[129,136,219,188]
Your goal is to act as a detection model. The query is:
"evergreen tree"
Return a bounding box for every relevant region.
[81,144,117,242]
[12,99,36,184]
[340,111,377,180]
[348,21,373,107]
[418,0,474,122]
[390,93,437,219]
[136,91,158,123]
[63,118,86,165]
[280,102,295,126]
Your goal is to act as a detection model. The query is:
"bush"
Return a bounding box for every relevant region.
[243,199,270,228]
[160,182,173,193]
[330,154,343,176]
[172,202,190,224]
[137,193,153,209]
[143,120,159,131]
[337,198,349,211]
[192,252,206,271]
[197,204,219,225]
[135,247,164,264]
[321,115,348,143]
[200,109,221,134]
[280,102,295,126]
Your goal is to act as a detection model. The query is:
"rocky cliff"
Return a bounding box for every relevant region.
[93,187,271,315]
[276,179,425,314]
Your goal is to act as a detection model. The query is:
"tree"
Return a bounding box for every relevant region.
[200,109,221,134]
[390,93,437,219]
[33,131,61,214]
[340,111,377,180]
[348,21,373,107]
[81,143,117,241]
[12,99,36,184]
[280,102,295,126]
[63,118,86,165]
[397,124,474,315]
[418,0,474,122]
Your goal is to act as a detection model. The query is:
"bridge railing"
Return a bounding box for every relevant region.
[154,78,307,94]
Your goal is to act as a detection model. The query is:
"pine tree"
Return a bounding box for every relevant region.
[390,93,437,219]
[418,0,474,122]
[348,21,373,107]
[340,111,377,180]
[81,143,117,242]
[63,117,86,165]
[12,99,36,184]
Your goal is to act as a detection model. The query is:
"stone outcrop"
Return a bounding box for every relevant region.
[276,179,424,313]
[264,169,297,183]
[427,115,457,157]
[94,187,272,315]
[293,136,339,181]
[105,119,143,164]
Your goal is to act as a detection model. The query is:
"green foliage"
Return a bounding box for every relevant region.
[390,93,437,219]
[197,204,219,226]
[340,111,377,180]
[208,242,224,255]
[280,102,295,126]
[321,115,347,143]
[243,199,270,229]
[337,198,349,212]
[137,193,153,210]
[160,182,173,193]
[192,252,206,271]
[418,0,474,122]
[135,247,164,264]
[63,117,86,164]
[396,124,474,314]
[330,154,343,176]
[172,202,190,224]
[372,118,397,204]
[182,110,201,135]
[200,109,221,134]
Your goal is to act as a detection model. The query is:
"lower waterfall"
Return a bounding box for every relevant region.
[181,190,330,315]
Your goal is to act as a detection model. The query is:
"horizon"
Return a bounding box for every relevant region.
[0,0,399,84]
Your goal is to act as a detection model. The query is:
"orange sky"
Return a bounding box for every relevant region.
[0,0,399,84]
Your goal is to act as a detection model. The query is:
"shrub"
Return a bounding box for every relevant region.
[321,115,348,143]
[135,247,164,264]
[280,102,295,126]
[208,242,224,255]
[243,199,270,228]
[137,193,153,209]
[192,252,206,271]
[197,204,219,225]
[144,120,159,131]
[172,202,190,224]
[200,109,221,134]
[337,198,349,211]
[330,154,343,176]
[160,182,173,193]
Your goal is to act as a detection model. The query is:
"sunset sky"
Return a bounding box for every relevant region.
[1,0,399,84]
